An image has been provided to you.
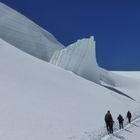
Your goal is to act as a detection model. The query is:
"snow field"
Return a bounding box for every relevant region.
[0,39,140,140]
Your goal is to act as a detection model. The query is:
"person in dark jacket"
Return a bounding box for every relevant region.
[127,111,132,123]
[105,110,114,134]
[117,114,124,129]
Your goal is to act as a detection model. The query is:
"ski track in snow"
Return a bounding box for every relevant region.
[71,111,140,140]
[101,113,140,140]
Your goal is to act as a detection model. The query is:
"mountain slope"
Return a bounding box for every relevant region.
[0,2,64,61]
[0,39,140,140]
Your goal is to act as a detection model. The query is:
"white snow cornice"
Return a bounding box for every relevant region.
[0,2,64,61]
[50,36,100,84]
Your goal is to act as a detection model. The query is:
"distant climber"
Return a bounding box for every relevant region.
[104,110,114,134]
[127,111,132,123]
[117,114,124,129]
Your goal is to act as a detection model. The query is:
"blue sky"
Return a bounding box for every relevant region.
[1,0,140,70]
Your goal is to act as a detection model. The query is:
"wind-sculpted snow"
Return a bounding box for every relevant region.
[50,36,100,84]
[0,2,64,61]
[100,68,116,86]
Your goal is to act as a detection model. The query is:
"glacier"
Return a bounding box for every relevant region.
[0,2,140,140]
[0,2,64,61]
[0,38,140,140]
[2,36,140,140]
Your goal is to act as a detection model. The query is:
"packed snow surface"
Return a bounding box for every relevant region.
[101,116,140,140]
[0,39,140,140]
[0,2,64,61]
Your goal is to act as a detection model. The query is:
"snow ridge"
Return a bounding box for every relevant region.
[0,2,64,61]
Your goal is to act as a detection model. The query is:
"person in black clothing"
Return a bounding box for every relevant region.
[109,119,114,134]
[105,110,114,134]
[127,111,132,123]
[117,114,124,129]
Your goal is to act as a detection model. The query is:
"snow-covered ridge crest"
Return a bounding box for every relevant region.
[50,36,101,84]
[0,2,64,61]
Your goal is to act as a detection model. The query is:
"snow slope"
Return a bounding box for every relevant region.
[0,38,140,140]
[0,2,64,61]
[112,71,140,79]
[105,71,140,101]
[116,118,140,140]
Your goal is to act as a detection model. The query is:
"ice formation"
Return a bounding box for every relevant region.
[50,36,100,84]
[0,2,115,86]
[0,2,64,61]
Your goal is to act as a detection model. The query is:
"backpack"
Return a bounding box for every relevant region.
[105,113,112,122]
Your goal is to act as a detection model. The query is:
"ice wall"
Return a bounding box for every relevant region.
[50,36,100,84]
[0,2,64,61]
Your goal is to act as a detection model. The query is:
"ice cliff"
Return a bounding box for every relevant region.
[0,2,64,61]
[50,36,101,84]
